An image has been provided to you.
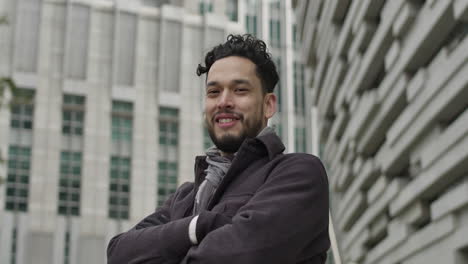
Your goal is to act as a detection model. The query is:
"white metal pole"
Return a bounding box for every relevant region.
[311,106,342,264]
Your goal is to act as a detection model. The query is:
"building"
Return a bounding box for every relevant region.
[294,0,468,263]
[0,0,305,263]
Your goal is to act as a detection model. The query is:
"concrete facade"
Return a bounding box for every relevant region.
[0,0,301,263]
[294,0,468,263]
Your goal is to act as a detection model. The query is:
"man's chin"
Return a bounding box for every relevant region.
[213,134,245,153]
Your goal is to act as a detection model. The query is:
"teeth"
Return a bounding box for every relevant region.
[219,118,234,123]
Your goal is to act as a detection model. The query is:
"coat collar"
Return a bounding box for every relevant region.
[193,132,285,188]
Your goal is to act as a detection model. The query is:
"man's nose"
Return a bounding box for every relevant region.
[217,90,234,109]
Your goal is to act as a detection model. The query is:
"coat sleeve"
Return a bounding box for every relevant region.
[107,182,233,264]
[106,185,194,264]
[184,155,330,264]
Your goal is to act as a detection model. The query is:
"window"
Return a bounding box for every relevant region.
[141,0,170,7]
[58,151,82,216]
[5,146,31,212]
[10,228,17,264]
[158,108,179,206]
[62,95,85,136]
[111,101,133,143]
[108,156,131,219]
[294,62,306,114]
[115,12,137,86]
[245,0,258,36]
[66,4,90,80]
[245,15,257,36]
[6,89,34,212]
[199,0,213,15]
[269,19,281,48]
[226,0,238,21]
[295,127,306,153]
[269,0,281,48]
[10,103,33,130]
[10,90,34,130]
[109,101,133,219]
[293,24,299,50]
[59,94,85,217]
[63,231,71,264]
[157,161,177,204]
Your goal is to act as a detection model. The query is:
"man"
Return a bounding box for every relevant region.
[107,34,330,264]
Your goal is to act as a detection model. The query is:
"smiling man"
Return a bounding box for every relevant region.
[204,55,275,154]
[107,34,330,264]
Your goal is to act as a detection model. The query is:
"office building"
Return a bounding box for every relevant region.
[0,0,304,263]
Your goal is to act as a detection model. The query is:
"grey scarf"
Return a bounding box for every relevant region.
[193,126,275,214]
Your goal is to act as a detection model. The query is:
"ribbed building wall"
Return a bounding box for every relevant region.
[295,0,468,263]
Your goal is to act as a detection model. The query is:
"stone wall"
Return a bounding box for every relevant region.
[295,0,468,263]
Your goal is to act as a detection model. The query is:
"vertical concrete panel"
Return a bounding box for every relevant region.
[77,235,106,264]
[131,16,159,220]
[179,22,205,184]
[24,232,54,264]
[29,0,66,233]
[0,212,14,264]
[80,6,113,236]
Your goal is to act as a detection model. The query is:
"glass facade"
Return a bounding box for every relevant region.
[157,108,179,206]
[245,0,258,36]
[199,0,213,15]
[108,156,131,219]
[58,151,82,216]
[226,0,238,21]
[10,228,17,264]
[6,89,34,212]
[62,95,85,136]
[10,95,34,130]
[294,62,305,114]
[64,231,71,264]
[59,95,85,216]
[294,127,306,153]
[269,0,281,47]
[109,101,133,220]
[5,146,31,212]
[111,101,133,143]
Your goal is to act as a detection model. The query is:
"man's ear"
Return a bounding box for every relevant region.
[264,93,277,119]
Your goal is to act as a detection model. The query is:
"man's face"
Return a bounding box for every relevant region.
[204,56,276,154]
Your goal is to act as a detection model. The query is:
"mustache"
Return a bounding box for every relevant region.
[212,110,244,122]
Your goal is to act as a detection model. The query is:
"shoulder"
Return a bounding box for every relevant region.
[272,153,328,184]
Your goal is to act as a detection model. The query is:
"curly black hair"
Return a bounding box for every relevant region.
[196,34,279,93]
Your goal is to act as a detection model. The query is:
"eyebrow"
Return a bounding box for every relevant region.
[206,79,252,87]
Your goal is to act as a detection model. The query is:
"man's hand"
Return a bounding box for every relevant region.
[195,211,232,243]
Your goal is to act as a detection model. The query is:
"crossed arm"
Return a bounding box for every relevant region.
[107,155,329,264]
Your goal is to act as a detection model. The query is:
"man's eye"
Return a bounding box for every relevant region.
[207,90,219,95]
[235,88,248,93]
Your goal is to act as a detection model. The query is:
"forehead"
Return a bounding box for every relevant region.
[207,56,258,82]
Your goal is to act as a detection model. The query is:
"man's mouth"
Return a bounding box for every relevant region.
[214,114,241,128]
[218,118,236,123]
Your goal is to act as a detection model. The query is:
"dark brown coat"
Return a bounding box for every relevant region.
[107,132,330,264]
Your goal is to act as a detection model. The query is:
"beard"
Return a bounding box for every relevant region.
[206,109,264,153]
